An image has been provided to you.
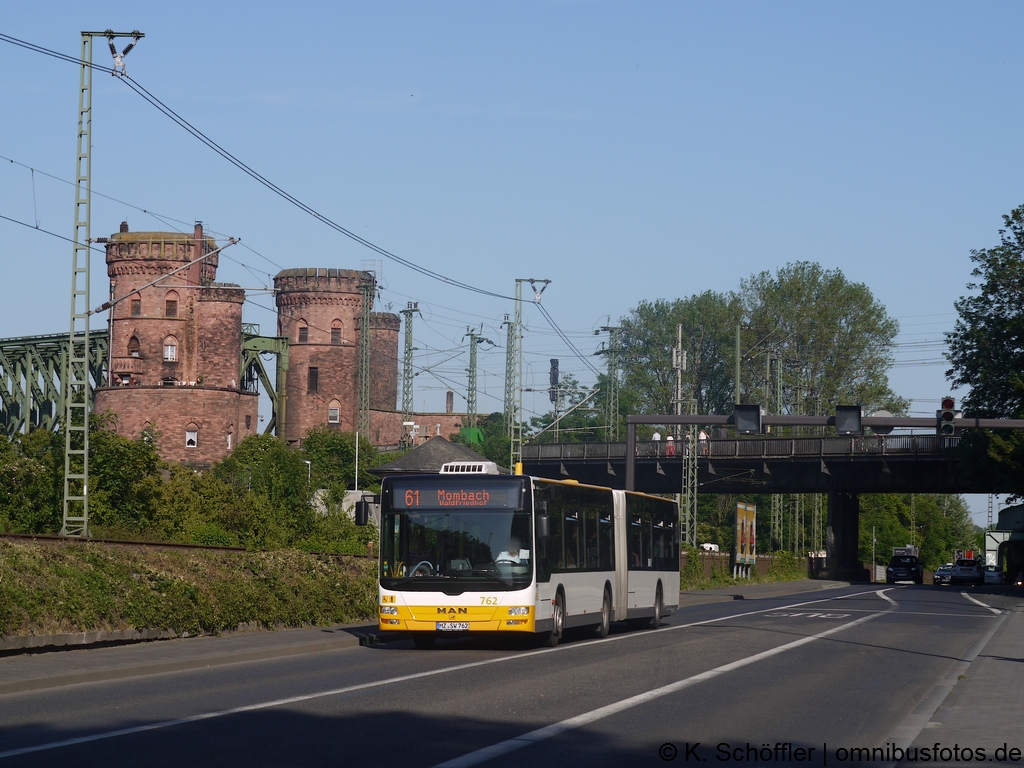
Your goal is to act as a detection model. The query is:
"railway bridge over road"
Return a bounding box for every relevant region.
[521,411,1024,581]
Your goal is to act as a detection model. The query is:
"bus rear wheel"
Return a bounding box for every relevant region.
[649,585,663,629]
[595,588,611,639]
[544,592,565,647]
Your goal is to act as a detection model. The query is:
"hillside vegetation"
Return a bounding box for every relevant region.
[0,539,377,638]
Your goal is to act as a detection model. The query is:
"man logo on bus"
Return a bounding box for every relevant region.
[438,607,469,614]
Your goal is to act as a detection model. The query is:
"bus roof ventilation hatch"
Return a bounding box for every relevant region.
[439,461,500,475]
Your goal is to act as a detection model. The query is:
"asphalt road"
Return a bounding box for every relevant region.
[0,585,1015,767]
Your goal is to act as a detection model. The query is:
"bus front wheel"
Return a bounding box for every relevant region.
[544,592,565,647]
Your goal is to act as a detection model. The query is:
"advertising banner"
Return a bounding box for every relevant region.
[735,502,757,566]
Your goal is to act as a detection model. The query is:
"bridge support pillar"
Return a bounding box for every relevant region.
[826,491,865,581]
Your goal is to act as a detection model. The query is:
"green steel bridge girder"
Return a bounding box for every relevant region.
[0,331,107,437]
[0,330,288,439]
[241,332,289,437]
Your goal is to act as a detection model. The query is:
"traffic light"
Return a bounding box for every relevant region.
[939,396,956,436]
[549,359,559,403]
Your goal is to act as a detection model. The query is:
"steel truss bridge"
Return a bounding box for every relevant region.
[0,325,289,439]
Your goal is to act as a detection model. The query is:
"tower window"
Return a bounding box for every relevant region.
[185,429,198,448]
[307,366,319,394]
[328,399,341,423]
[298,326,309,343]
[130,299,141,317]
[163,337,178,362]
[331,327,341,345]
[128,336,141,357]
[165,300,178,318]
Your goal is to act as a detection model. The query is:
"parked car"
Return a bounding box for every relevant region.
[933,563,953,585]
[983,565,1005,585]
[950,558,983,586]
[887,555,924,584]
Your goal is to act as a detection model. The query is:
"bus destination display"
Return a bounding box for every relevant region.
[391,480,521,509]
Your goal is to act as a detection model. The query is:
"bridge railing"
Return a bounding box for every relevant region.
[522,435,961,461]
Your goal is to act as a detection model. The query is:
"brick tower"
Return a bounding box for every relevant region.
[274,268,401,445]
[94,222,258,465]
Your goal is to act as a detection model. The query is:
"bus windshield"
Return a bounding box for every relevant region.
[381,478,531,591]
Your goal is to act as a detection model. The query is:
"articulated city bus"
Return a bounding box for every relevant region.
[375,462,679,648]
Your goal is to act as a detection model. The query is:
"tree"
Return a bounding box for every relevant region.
[858,494,974,569]
[946,204,1024,419]
[450,412,510,466]
[618,292,741,416]
[945,204,1024,499]
[301,426,383,500]
[527,373,603,443]
[740,262,907,417]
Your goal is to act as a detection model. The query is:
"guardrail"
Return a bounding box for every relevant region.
[522,435,961,461]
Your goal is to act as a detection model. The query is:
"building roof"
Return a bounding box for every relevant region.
[368,437,498,477]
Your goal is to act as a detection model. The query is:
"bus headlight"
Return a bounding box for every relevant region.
[380,606,398,615]
[507,607,530,616]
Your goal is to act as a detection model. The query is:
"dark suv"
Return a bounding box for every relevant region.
[886,555,924,585]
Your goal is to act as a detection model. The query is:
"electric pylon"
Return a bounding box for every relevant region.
[400,302,420,447]
[464,327,493,429]
[357,271,376,438]
[504,279,548,469]
[62,29,143,538]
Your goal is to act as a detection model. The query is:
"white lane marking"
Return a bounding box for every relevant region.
[885,610,1009,762]
[960,591,1000,614]
[0,587,878,760]
[432,610,888,768]
[877,588,898,605]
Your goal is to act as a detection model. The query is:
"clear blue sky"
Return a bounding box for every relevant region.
[2,2,1021,524]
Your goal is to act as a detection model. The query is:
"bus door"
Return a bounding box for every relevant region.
[612,489,629,621]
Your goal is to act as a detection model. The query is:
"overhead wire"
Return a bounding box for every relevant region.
[1,32,611,399]
[0,32,518,302]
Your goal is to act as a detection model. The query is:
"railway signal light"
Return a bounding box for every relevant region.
[835,405,863,435]
[734,404,763,435]
[939,396,956,436]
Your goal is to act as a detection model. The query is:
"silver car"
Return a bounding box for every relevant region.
[950,558,983,586]
[983,565,1004,585]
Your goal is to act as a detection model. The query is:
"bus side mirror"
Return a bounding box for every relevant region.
[355,500,370,526]
[537,514,551,540]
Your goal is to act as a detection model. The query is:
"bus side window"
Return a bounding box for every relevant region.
[584,503,598,570]
[629,514,642,570]
[563,511,580,570]
[599,507,614,570]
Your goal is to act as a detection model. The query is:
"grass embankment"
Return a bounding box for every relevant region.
[680,548,808,591]
[0,539,377,638]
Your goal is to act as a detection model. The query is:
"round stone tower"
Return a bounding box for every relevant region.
[94,222,258,466]
[274,268,401,445]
